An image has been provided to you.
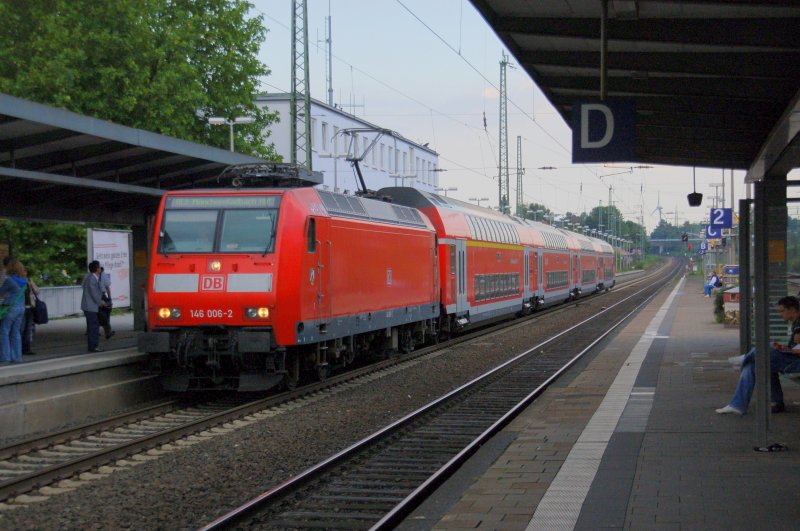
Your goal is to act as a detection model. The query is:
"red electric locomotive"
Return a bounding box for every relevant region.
[139,167,439,391]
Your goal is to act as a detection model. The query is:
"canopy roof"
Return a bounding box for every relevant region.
[470,0,800,179]
[0,93,264,224]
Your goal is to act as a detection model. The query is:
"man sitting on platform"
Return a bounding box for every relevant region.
[716,296,800,415]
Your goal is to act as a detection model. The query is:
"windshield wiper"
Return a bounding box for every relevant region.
[160,231,172,257]
[262,222,276,257]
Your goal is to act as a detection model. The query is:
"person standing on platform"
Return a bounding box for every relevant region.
[81,260,105,353]
[0,260,28,363]
[98,266,114,340]
[716,296,800,415]
[21,267,40,356]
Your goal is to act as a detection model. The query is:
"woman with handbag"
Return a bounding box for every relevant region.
[21,268,40,356]
[0,260,28,363]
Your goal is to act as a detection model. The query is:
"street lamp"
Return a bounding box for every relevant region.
[209,116,256,152]
[436,187,457,196]
[469,197,489,207]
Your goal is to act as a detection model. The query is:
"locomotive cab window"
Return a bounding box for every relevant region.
[307,218,316,253]
[158,195,281,254]
[220,209,276,252]
[159,210,217,253]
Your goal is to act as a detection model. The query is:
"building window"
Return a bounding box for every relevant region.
[402,152,407,175]
[333,126,340,155]
[363,137,369,166]
[321,122,329,153]
[417,157,422,183]
[310,118,317,150]
[371,139,376,167]
[388,146,394,172]
[380,144,385,170]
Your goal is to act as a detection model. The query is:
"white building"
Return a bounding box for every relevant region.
[256,93,439,194]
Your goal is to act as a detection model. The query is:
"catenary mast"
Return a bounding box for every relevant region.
[290,0,312,169]
[498,52,510,214]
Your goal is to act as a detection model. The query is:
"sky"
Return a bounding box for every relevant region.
[248,0,797,233]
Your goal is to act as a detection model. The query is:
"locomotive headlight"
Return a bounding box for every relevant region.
[209,260,222,272]
[245,307,270,319]
[158,307,181,319]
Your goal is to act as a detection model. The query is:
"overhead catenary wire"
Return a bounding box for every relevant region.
[253,3,641,225]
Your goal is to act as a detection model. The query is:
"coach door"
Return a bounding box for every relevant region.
[455,239,468,314]
[524,250,530,297]
[538,253,544,293]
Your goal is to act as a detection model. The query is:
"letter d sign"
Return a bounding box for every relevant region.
[571,99,635,163]
[581,104,614,149]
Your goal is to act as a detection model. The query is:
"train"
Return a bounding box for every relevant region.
[138,166,615,391]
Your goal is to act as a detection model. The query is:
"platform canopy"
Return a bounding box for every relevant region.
[470,0,800,180]
[0,93,266,224]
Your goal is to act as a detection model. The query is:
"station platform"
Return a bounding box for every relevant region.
[407,275,800,530]
[0,313,157,440]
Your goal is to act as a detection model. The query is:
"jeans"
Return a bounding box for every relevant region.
[729,347,800,411]
[1,305,25,362]
[84,310,100,351]
[704,284,712,296]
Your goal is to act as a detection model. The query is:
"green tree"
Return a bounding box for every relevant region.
[0,221,87,285]
[0,0,279,158]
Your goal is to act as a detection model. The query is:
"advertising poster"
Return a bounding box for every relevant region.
[88,229,132,308]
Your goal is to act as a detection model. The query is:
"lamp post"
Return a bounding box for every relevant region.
[436,187,457,196]
[470,197,489,207]
[209,116,256,152]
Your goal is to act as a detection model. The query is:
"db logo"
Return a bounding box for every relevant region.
[200,275,225,291]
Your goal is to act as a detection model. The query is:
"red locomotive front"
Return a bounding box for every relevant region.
[139,184,440,392]
[139,191,286,391]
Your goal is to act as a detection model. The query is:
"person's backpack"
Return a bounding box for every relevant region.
[714,278,722,288]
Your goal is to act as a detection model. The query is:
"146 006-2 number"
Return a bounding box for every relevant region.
[189,309,233,318]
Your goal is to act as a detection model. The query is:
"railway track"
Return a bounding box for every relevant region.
[200,261,682,529]
[0,263,667,506]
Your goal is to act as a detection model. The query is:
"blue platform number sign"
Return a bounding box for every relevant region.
[571,100,636,163]
[706,225,721,239]
[709,208,733,229]
[700,242,708,251]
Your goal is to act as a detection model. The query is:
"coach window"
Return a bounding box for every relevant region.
[481,219,491,242]
[307,218,316,253]
[474,218,485,241]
